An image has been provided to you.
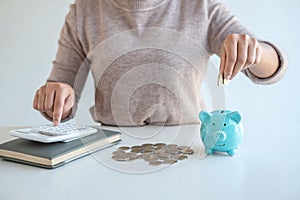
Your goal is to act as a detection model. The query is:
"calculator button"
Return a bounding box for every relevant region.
[31,123,97,137]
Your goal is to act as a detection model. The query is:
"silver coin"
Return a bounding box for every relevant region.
[143,154,157,162]
[141,152,153,158]
[159,156,171,161]
[136,154,143,159]
[158,152,171,158]
[112,150,126,156]
[178,146,190,150]
[126,152,137,157]
[155,147,167,153]
[143,153,158,159]
[144,157,159,162]
[167,148,180,154]
[126,152,139,161]
[166,144,178,149]
[168,153,180,160]
[112,154,129,161]
[172,154,181,160]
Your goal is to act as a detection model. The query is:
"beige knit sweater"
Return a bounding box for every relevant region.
[48,0,286,126]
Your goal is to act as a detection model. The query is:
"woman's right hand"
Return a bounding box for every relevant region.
[33,82,75,126]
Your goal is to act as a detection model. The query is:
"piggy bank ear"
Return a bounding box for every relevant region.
[199,111,211,122]
[227,111,242,124]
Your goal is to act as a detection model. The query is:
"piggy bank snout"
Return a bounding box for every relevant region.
[212,131,226,142]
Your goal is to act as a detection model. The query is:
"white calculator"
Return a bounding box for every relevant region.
[10,122,98,143]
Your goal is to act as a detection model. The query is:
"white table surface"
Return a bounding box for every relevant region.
[0,123,299,200]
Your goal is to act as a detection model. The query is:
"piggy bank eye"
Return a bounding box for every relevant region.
[224,123,227,126]
[212,123,215,126]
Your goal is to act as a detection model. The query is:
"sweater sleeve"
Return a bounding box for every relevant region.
[46,2,89,121]
[207,0,287,85]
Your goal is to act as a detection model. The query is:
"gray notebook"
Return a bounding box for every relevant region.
[0,127,121,169]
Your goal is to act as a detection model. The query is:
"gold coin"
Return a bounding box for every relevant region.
[131,146,142,150]
[175,155,188,160]
[142,143,153,148]
[154,146,163,150]
[118,146,130,151]
[164,159,177,164]
[181,148,194,155]
[149,160,164,166]
[131,148,142,153]
[154,143,166,147]
[143,147,155,152]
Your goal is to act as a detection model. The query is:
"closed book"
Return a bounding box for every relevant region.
[0,128,121,169]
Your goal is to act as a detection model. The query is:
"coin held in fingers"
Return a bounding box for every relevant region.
[218,74,224,87]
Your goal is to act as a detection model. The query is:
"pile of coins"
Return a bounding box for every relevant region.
[111,143,194,166]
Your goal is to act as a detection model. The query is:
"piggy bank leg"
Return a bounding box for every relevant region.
[205,149,214,155]
[227,149,236,156]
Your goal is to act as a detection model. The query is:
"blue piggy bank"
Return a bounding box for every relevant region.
[199,110,243,156]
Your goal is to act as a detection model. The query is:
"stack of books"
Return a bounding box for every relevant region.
[0,128,121,169]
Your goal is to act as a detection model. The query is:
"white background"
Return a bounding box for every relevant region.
[0,0,298,126]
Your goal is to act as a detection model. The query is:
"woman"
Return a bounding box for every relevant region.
[33,0,286,126]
